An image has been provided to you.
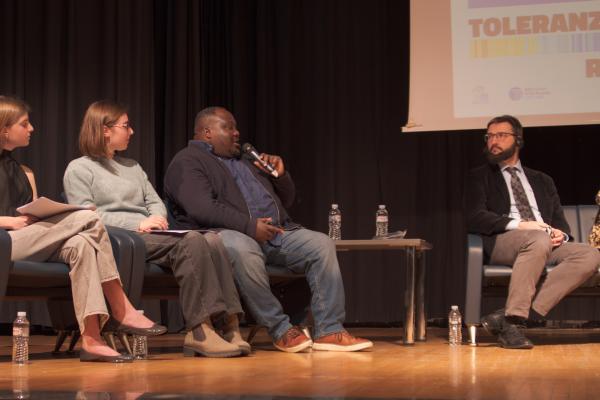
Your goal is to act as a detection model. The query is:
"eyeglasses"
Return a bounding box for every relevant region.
[108,122,133,130]
[484,132,515,141]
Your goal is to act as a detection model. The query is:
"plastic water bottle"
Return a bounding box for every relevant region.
[12,311,30,364]
[12,364,29,399]
[448,305,462,346]
[132,310,148,359]
[132,333,148,359]
[375,205,389,237]
[328,204,342,240]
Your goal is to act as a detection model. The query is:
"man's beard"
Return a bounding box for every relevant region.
[484,141,518,164]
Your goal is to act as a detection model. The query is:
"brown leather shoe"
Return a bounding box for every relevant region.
[273,326,313,353]
[312,331,373,352]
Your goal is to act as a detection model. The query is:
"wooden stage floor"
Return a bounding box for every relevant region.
[1,327,600,399]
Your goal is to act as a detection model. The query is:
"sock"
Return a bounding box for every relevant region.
[504,315,527,326]
[529,308,546,322]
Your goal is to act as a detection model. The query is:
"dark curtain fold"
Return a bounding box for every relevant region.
[1,0,598,322]
[0,0,156,186]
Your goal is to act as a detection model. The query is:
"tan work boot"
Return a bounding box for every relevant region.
[221,314,251,356]
[183,320,242,358]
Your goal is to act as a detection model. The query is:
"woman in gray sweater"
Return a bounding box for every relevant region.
[1,95,165,363]
[64,100,249,358]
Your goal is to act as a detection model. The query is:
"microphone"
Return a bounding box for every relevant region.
[242,143,279,178]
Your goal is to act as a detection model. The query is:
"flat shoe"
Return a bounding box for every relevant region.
[102,317,167,336]
[80,348,134,363]
[116,322,167,336]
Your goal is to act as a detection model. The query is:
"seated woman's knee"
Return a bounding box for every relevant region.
[71,209,99,224]
[61,235,93,263]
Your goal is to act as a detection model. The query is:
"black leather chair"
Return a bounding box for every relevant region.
[0,226,136,352]
[465,205,600,342]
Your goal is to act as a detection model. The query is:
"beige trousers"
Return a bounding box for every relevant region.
[8,210,120,333]
[490,229,600,318]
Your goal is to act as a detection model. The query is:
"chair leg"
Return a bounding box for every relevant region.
[246,326,262,344]
[68,331,81,352]
[53,330,69,353]
[468,324,478,346]
[103,332,118,350]
[116,332,133,355]
[160,299,169,326]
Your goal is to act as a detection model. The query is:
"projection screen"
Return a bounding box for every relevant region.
[404,0,600,132]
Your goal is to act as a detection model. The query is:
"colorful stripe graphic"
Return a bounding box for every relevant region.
[469,0,593,8]
[470,31,600,57]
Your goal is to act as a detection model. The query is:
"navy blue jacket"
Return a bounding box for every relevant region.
[164,141,297,238]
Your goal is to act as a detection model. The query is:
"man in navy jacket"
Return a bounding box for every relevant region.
[164,107,372,353]
[466,115,600,349]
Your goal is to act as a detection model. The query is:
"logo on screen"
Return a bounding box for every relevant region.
[508,87,523,101]
[472,86,489,104]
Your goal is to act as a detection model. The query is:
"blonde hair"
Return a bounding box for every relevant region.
[0,96,30,150]
[79,100,127,159]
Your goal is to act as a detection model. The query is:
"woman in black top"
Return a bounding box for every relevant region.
[0,95,165,362]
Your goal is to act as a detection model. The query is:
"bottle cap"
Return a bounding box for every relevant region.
[378,205,386,209]
[17,311,26,317]
[331,204,338,209]
[451,305,458,311]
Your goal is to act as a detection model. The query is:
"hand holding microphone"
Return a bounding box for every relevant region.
[242,143,283,178]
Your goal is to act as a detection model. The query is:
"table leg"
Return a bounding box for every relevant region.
[404,247,416,345]
[415,250,427,341]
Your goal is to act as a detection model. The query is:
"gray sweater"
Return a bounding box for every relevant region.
[63,156,166,231]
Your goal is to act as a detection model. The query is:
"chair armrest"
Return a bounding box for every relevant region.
[0,228,12,297]
[464,234,484,325]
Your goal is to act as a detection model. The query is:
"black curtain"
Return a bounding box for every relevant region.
[1,0,598,322]
[0,0,156,184]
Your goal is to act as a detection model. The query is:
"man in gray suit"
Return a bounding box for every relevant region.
[465,115,600,349]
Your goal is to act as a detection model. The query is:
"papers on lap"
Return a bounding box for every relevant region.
[17,197,93,219]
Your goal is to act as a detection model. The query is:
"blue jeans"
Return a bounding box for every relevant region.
[219,228,346,340]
